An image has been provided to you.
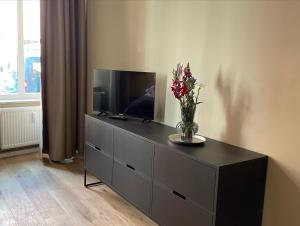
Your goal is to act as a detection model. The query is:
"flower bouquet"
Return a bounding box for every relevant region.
[171,63,203,141]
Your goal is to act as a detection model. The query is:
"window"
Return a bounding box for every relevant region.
[0,0,40,100]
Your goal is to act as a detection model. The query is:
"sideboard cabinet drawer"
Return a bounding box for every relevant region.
[112,161,152,215]
[85,143,113,185]
[114,129,154,178]
[152,183,213,226]
[85,115,113,156]
[154,145,216,211]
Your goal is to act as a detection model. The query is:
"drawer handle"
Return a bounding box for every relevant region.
[126,164,135,171]
[172,190,186,200]
[95,146,102,151]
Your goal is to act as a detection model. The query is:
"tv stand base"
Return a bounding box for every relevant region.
[108,114,128,120]
[97,111,108,117]
[142,119,152,123]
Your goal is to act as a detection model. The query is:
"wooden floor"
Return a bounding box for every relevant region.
[0,153,157,226]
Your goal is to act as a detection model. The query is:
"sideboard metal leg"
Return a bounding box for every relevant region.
[84,170,103,187]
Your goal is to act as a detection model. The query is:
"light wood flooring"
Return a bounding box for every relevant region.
[0,153,157,226]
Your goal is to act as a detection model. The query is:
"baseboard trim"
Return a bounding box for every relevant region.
[0,147,39,159]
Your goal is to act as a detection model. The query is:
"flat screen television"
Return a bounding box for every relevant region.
[93,69,156,120]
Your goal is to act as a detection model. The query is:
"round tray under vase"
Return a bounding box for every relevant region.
[168,133,206,145]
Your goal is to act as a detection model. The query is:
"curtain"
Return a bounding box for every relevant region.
[40,0,87,161]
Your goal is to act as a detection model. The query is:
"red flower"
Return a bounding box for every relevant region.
[181,82,188,96]
[171,79,182,99]
[183,63,192,79]
[171,63,197,101]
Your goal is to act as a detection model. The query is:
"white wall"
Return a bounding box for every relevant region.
[87,1,300,225]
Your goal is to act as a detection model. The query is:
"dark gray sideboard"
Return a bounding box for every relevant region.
[84,114,268,226]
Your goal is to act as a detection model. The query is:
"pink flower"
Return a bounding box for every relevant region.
[171,79,182,99]
[183,63,192,79]
[171,63,198,101]
[181,82,188,96]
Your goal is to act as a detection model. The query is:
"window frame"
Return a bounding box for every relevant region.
[0,0,41,101]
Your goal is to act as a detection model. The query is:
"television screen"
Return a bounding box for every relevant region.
[93,69,156,120]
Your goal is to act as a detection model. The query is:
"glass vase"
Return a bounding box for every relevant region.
[176,105,198,142]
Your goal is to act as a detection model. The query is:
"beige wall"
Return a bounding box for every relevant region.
[87,1,300,225]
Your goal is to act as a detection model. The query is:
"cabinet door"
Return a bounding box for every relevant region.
[85,143,113,185]
[85,115,113,157]
[154,145,216,211]
[112,161,152,215]
[152,183,213,226]
[114,129,154,178]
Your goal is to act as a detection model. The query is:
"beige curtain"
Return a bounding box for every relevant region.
[40,0,87,161]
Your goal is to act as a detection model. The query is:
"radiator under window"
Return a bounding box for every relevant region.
[0,107,41,150]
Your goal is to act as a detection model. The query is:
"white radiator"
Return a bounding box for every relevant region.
[0,107,41,150]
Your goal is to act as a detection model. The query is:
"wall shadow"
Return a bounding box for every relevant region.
[215,68,251,147]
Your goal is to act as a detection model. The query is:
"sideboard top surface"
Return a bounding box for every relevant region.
[87,114,266,168]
